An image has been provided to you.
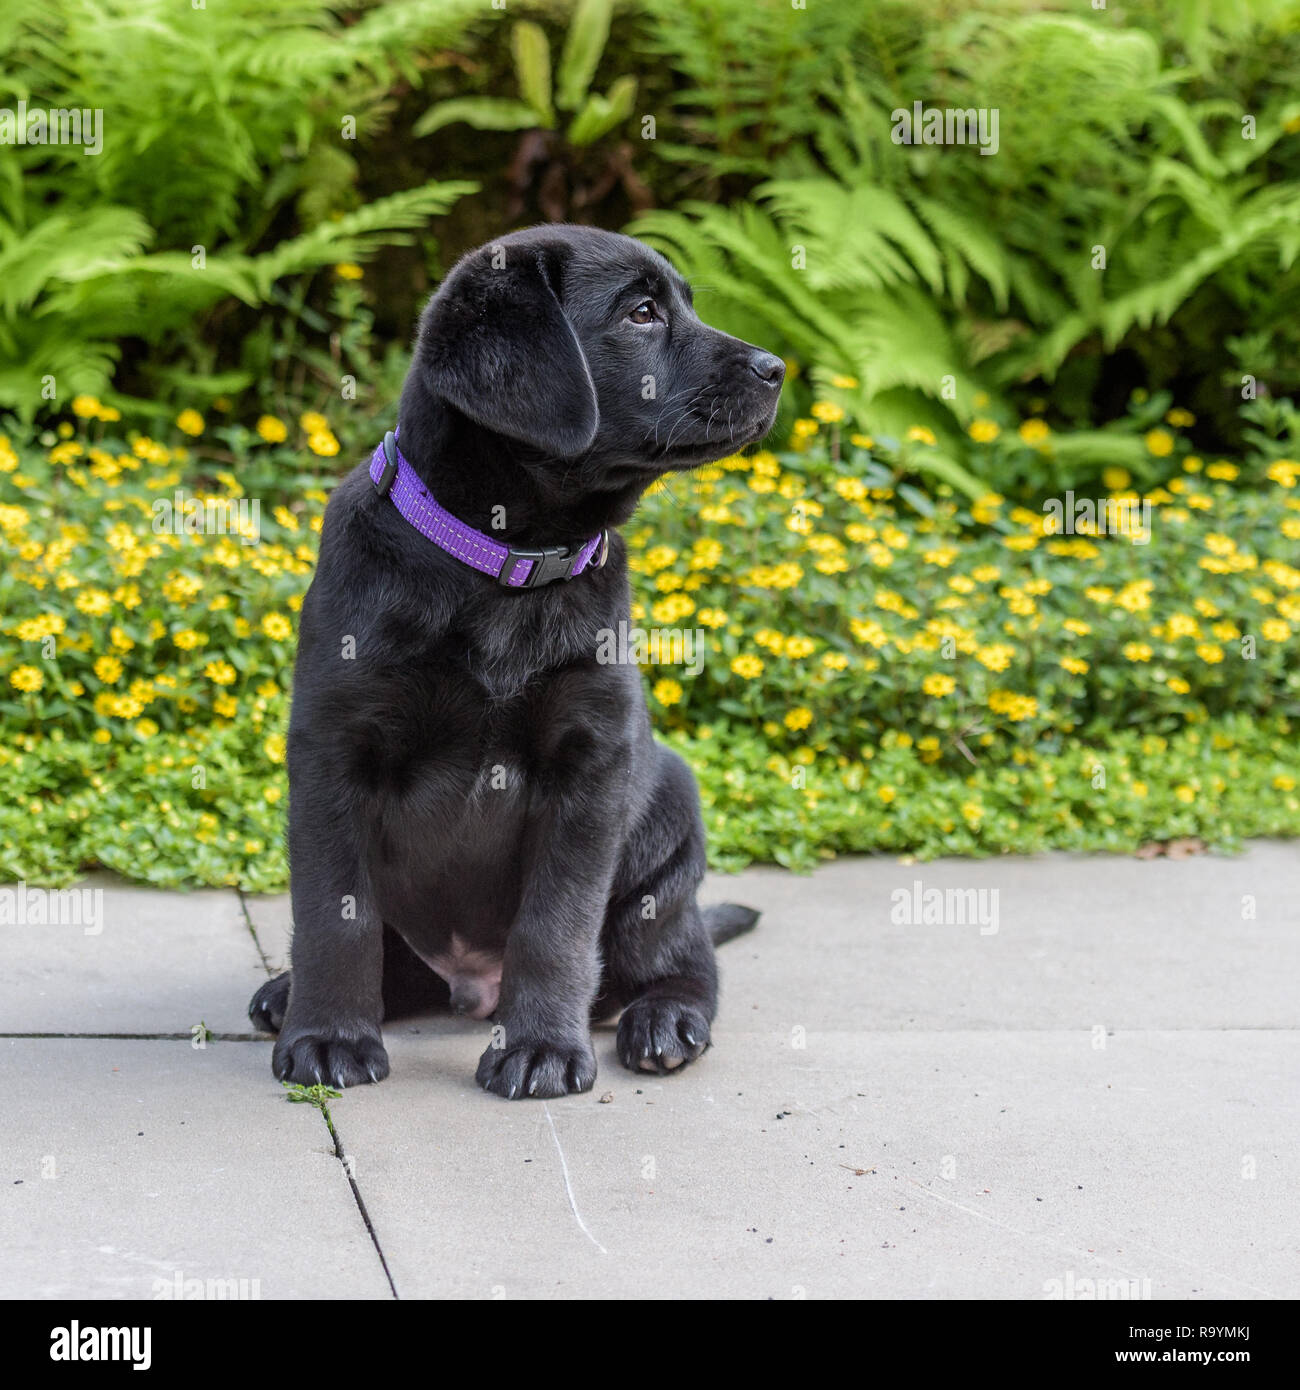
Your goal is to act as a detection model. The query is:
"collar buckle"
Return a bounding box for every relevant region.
[499,543,586,589]
[373,430,400,497]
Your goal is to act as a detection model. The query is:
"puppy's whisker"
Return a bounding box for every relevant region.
[662,387,708,452]
[647,382,708,446]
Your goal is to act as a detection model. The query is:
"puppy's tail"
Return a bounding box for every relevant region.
[703,902,760,946]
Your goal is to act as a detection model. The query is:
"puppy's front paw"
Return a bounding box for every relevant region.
[272,1031,390,1088]
[475,1036,596,1100]
[617,999,710,1075]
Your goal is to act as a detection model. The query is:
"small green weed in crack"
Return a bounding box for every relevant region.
[282,1081,344,1146]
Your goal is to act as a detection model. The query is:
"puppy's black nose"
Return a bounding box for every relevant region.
[748,351,785,388]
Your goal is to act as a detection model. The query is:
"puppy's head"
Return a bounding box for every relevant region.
[412,225,784,486]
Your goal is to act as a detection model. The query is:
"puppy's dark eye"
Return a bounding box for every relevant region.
[628,300,657,325]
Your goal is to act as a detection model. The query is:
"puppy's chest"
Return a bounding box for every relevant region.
[367,660,568,804]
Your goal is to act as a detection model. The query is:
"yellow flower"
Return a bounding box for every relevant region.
[922,545,959,568]
[642,545,677,572]
[784,635,816,659]
[1206,461,1238,481]
[968,418,1000,443]
[696,608,727,628]
[1261,619,1291,642]
[308,430,340,458]
[10,666,43,692]
[650,594,694,624]
[1122,642,1153,663]
[1063,619,1091,636]
[173,629,207,651]
[1165,407,1195,427]
[975,643,1016,672]
[688,537,723,570]
[849,618,888,648]
[829,374,859,390]
[922,673,955,697]
[1144,428,1174,457]
[75,588,112,616]
[821,651,849,670]
[876,785,897,804]
[810,401,844,424]
[1018,419,1050,446]
[93,655,124,684]
[71,394,105,420]
[1267,458,1299,487]
[261,612,293,641]
[784,706,813,731]
[1195,643,1224,664]
[988,689,1038,721]
[334,262,364,280]
[264,733,287,763]
[849,433,874,449]
[204,660,237,685]
[175,409,205,437]
[300,410,329,434]
[1167,677,1191,694]
[653,678,683,706]
[730,654,764,679]
[906,426,936,446]
[1273,775,1297,792]
[256,415,288,444]
[1174,785,1196,804]
[1115,580,1153,613]
[1059,657,1089,675]
[1102,466,1131,491]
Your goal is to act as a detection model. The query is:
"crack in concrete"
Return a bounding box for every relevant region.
[237,888,277,977]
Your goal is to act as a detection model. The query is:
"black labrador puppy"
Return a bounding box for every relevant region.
[249,225,784,1099]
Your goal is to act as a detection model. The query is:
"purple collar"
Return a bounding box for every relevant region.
[369,430,608,589]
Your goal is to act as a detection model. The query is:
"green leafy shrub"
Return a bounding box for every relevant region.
[1,402,1297,886]
[633,0,1300,462]
[0,0,481,419]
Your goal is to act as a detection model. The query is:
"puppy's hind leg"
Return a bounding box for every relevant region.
[598,747,723,1076]
[604,896,719,1076]
[249,925,448,1035]
[249,972,291,1033]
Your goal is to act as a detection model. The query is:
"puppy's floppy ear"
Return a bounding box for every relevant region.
[418,243,599,457]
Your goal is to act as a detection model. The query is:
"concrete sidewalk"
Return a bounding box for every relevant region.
[3,845,1297,1300]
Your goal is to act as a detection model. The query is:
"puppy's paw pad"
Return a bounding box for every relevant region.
[249,973,291,1033]
[476,1039,596,1100]
[617,1000,710,1076]
[272,1033,389,1088]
